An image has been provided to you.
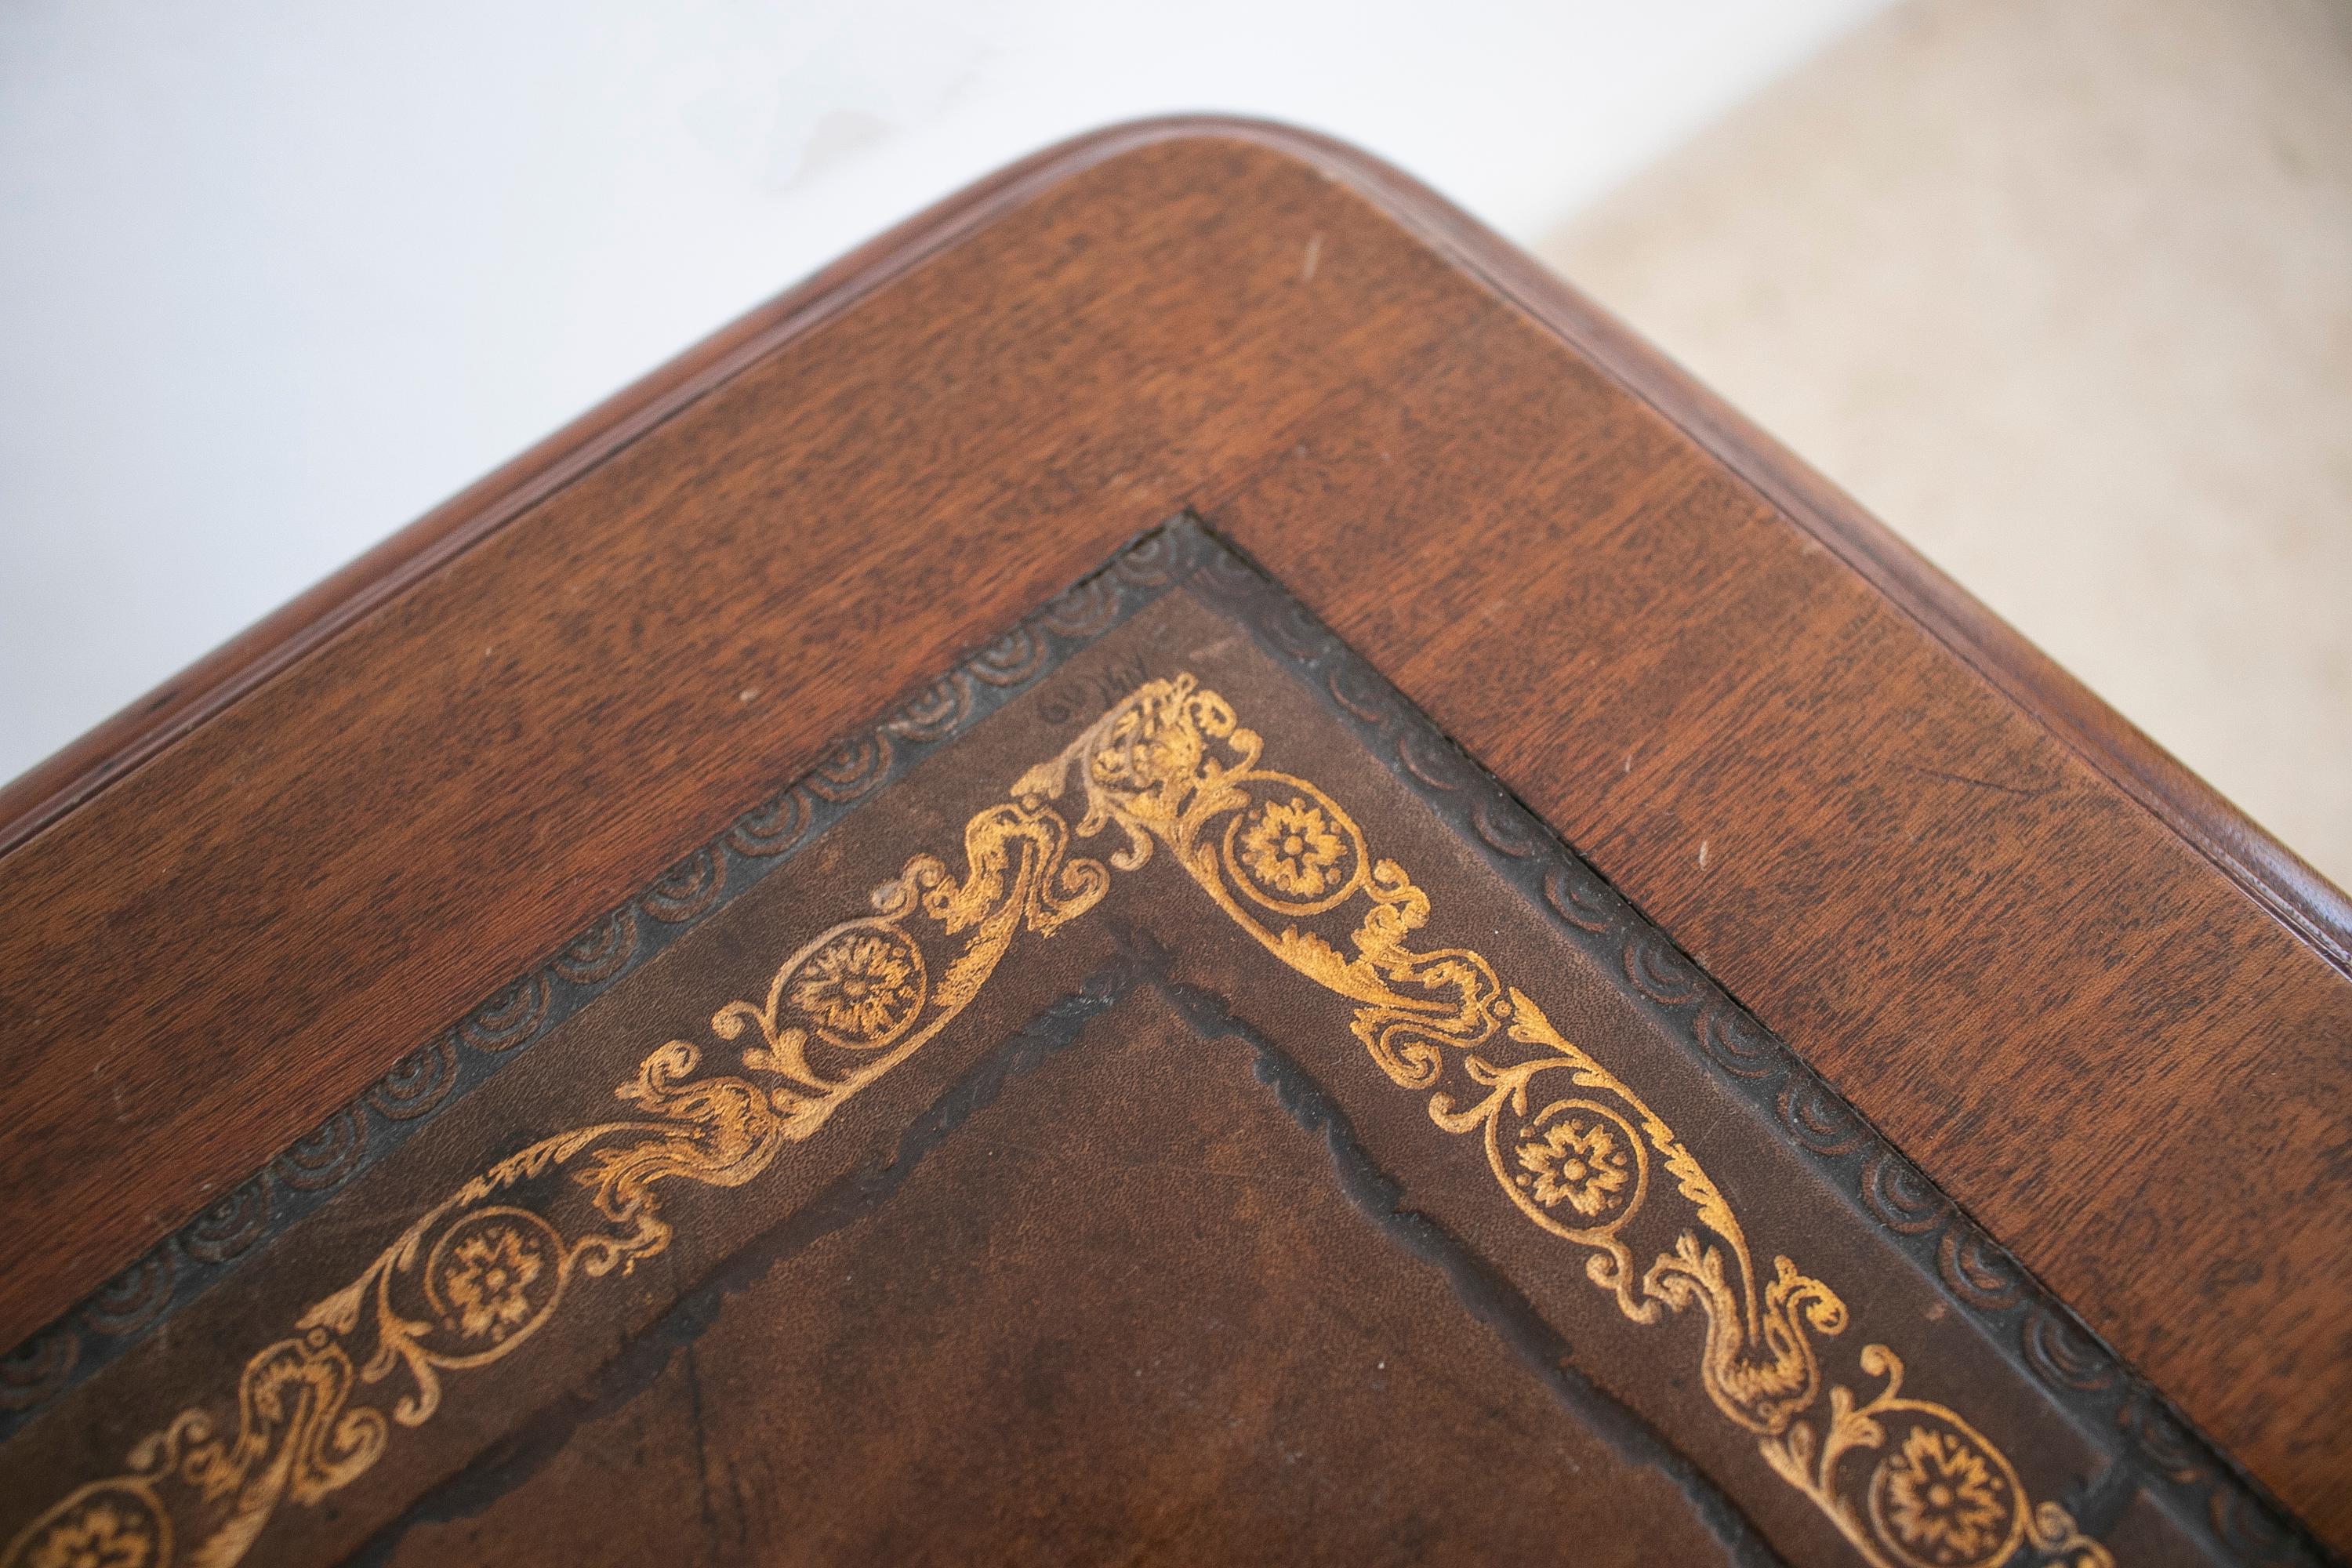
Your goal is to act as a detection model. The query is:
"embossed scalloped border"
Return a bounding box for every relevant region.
[1181,527,2328,1568]
[0,522,1201,1439]
[0,517,2324,1567]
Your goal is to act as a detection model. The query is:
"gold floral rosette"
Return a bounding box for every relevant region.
[3,676,2110,1568]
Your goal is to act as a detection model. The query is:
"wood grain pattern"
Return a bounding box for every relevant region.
[1,118,2344,1545]
[1,553,2274,1566]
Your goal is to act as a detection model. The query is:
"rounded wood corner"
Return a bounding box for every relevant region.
[3,113,2343,975]
[1116,118,2352,974]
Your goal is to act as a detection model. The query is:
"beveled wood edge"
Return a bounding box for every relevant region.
[2,523,2316,1566]
[5,114,2343,976]
[1224,125,2352,976]
[0,120,1194,858]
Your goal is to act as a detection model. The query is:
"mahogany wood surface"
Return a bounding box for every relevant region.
[1,118,2345,1544]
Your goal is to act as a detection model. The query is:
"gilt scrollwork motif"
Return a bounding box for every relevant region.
[1009,673,2106,1568]
[2,675,2110,1568]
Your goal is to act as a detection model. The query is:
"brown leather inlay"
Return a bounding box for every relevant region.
[0,526,2306,1568]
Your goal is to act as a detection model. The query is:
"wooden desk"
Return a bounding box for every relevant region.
[1,120,2343,1566]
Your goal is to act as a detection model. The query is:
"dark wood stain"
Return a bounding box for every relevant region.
[0,118,2344,1544]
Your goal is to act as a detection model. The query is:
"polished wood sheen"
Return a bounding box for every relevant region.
[1,118,2346,1552]
[16,543,2251,1565]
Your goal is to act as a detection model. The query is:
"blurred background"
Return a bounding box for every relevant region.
[2,0,2346,884]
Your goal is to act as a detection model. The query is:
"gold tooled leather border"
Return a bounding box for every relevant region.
[0,518,2325,1568]
[0,524,1201,1434]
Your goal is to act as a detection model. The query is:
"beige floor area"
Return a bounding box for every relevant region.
[1541,0,2352,889]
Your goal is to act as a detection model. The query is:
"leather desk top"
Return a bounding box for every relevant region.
[0,122,2344,1566]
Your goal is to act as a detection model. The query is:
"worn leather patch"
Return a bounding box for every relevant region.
[0,521,2310,1567]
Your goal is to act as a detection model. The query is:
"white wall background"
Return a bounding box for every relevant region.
[0,0,1888,783]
